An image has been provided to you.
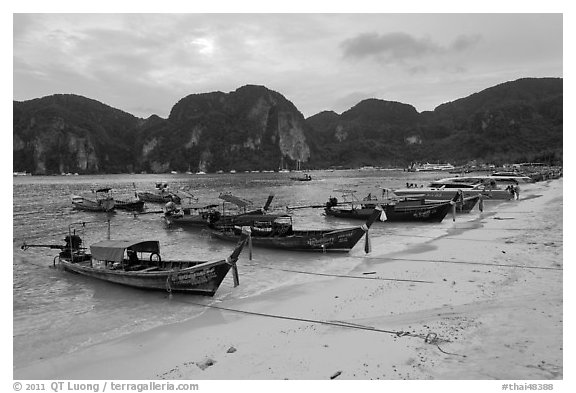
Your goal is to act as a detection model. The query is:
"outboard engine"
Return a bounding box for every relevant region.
[60,234,83,259]
[207,210,221,224]
[64,234,83,250]
[326,197,338,209]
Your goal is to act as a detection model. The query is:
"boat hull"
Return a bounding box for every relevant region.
[165,210,265,228]
[137,191,177,204]
[59,258,233,296]
[394,188,512,201]
[211,227,366,252]
[165,214,211,227]
[326,200,453,222]
[114,200,145,211]
[71,197,115,212]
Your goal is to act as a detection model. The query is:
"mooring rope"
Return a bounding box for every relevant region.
[384,232,563,244]
[354,256,563,271]
[175,298,461,356]
[242,263,434,284]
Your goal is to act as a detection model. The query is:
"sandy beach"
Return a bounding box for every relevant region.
[14,178,563,381]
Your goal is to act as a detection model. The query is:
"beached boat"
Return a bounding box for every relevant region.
[290,173,312,181]
[324,190,464,222]
[210,207,384,253]
[71,188,115,212]
[136,182,180,203]
[394,179,513,201]
[489,172,534,183]
[436,175,520,187]
[21,227,250,296]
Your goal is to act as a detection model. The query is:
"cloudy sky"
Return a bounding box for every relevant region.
[13,12,563,119]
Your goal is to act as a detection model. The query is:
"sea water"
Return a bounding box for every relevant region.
[12,169,483,369]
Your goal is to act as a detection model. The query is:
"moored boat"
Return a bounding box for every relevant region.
[165,193,275,228]
[104,187,145,211]
[210,207,384,253]
[489,172,534,183]
[324,190,464,222]
[290,173,312,181]
[164,202,221,227]
[21,225,250,296]
[136,182,180,203]
[394,180,513,201]
[71,188,115,212]
[114,198,145,211]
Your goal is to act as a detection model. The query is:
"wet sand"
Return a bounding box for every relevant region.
[14,178,563,380]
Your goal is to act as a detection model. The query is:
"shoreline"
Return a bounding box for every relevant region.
[14,179,563,380]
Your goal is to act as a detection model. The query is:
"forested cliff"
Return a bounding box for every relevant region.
[13,78,562,174]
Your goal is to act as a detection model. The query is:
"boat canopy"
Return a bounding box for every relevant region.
[219,193,252,208]
[95,187,112,193]
[91,240,160,262]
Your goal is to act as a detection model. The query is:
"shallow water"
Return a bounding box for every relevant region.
[12,169,484,369]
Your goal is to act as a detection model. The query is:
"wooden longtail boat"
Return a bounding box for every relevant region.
[164,203,221,227]
[324,190,463,222]
[164,193,275,228]
[109,188,145,211]
[290,173,312,181]
[114,198,145,211]
[136,182,180,203]
[210,206,384,253]
[71,188,115,212]
[393,180,512,201]
[21,226,249,296]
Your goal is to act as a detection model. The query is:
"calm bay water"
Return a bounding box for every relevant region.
[12,169,481,370]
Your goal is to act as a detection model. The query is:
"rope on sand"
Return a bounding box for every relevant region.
[354,256,563,271]
[386,232,563,243]
[243,263,434,284]
[424,333,466,357]
[175,298,460,356]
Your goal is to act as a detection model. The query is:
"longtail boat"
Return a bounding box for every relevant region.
[210,206,384,253]
[21,224,250,296]
[290,173,312,181]
[114,198,145,212]
[71,188,115,212]
[164,193,275,228]
[110,188,145,211]
[393,180,512,201]
[136,182,180,203]
[324,190,470,222]
[164,203,221,227]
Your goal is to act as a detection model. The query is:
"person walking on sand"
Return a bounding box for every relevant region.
[513,184,520,200]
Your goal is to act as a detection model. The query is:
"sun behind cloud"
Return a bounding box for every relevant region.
[191,37,215,56]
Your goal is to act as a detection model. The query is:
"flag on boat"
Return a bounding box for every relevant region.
[380,210,387,221]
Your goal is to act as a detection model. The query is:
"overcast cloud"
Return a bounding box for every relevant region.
[13,13,562,118]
